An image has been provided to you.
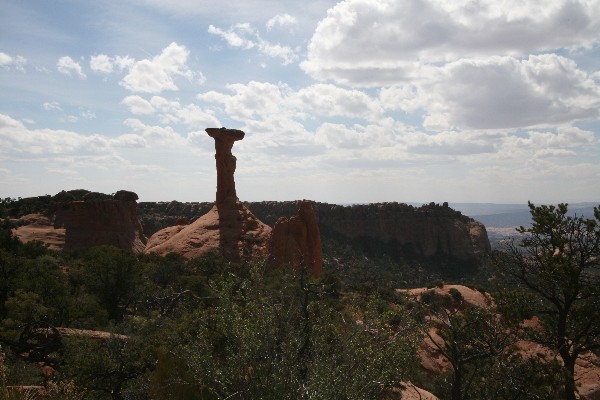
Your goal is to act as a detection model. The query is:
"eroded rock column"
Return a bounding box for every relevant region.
[205,127,245,204]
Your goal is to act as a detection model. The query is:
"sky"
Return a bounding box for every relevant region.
[1,0,599,204]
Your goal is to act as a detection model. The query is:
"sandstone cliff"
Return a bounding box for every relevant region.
[11,189,147,254]
[268,200,323,277]
[138,200,490,276]
[53,190,147,254]
[248,201,490,275]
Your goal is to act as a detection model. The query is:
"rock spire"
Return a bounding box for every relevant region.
[206,127,245,204]
[145,128,271,262]
[268,200,323,277]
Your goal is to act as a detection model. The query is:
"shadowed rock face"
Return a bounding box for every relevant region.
[268,200,323,277]
[145,128,271,262]
[54,190,147,254]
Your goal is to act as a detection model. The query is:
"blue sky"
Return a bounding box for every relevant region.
[1,0,599,204]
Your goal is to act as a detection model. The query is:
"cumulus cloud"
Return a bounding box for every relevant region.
[121,95,155,115]
[266,13,298,31]
[292,84,383,120]
[121,95,220,128]
[199,81,383,122]
[208,23,298,65]
[0,52,27,71]
[120,42,196,93]
[90,54,136,74]
[411,55,600,130]
[302,0,600,85]
[123,118,187,147]
[199,81,287,120]
[90,54,114,73]
[57,56,86,78]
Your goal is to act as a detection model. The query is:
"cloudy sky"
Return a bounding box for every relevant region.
[1,0,599,204]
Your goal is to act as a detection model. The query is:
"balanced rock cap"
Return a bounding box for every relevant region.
[205,127,245,141]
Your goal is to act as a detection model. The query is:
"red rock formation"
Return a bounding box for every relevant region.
[54,190,147,254]
[145,128,272,262]
[268,200,323,277]
[12,214,66,251]
[206,127,245,204]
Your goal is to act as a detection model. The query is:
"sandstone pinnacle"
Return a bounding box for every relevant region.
[205,127,245,204]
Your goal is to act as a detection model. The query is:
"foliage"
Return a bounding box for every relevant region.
[180,262,420,400]
[1,200,598,399]
[78,246,144,322]
[495,202,600,400]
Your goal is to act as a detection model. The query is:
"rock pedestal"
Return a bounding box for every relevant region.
[268,200,323,277]
[145,128,271,262]
[206,127,245,204]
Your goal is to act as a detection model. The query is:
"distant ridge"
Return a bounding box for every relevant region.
[450,202,598,228]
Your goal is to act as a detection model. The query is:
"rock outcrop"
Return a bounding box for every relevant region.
[244,201,490,275]
[54,190,147,254]
[268,200,323,277]
[138,200,490,276]
[12,214,66,251]
[145,128,271,262]
[314,203,489,271]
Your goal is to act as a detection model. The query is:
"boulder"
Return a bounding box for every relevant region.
[268,200,323,277]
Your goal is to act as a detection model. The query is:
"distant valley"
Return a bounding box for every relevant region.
[448,202,599,247]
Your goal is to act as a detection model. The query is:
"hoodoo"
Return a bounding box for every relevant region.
[145,128,271,262]
[268,200,323,277]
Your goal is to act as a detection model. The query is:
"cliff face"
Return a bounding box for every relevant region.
[249,201,489,275]
[315,202,489,259]
[53,190,147,254]
[139,200,490,275]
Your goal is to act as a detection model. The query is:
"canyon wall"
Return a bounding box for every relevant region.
[139,200,490,275]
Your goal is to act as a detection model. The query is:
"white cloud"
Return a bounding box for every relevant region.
[80,110,96,119]
[109,134,148,148]
[208,23,299,65]
[199,81,287,120]
[175,104,221,129]
[123,118,186,147]
[302,0,600,85]
[121,95,155,115]
[0,114,106,157]
[120,42,196,93]
[379,54,600,131]
[292,84,383,120]
[121,95,221,128]
[256,40,298,65]
[266,13,298,31]
[90,54,135,74]
[0,52,27,71]
[42,101,63,112]
[208,24,255,49]
[90,54,114,73]
[426,55,600,130]
[57,56,86,78]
